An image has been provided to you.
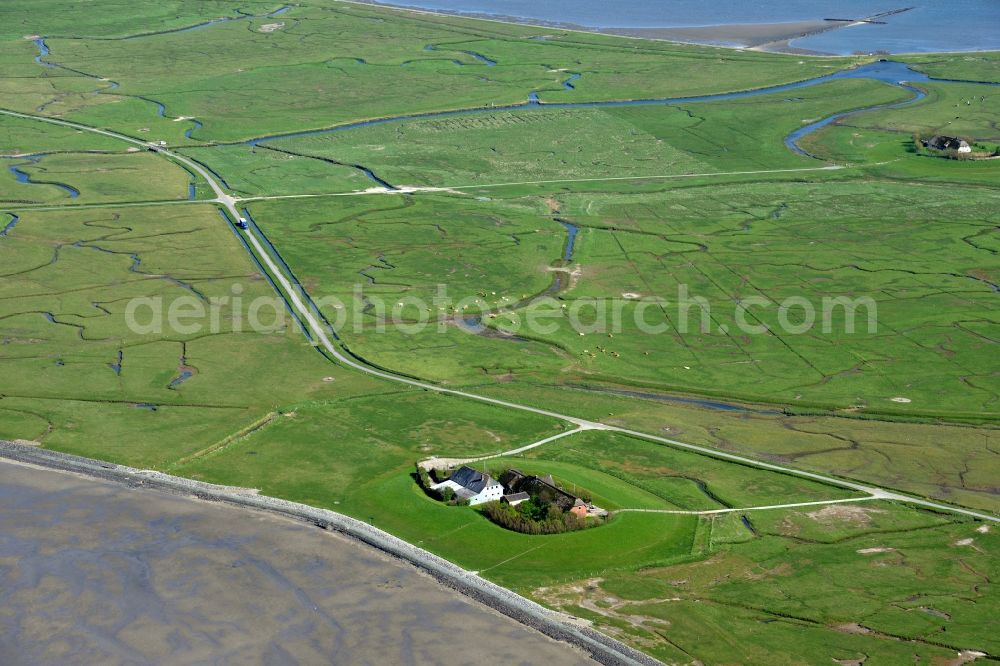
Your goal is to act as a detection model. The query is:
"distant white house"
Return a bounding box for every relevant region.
[431,466,504,505]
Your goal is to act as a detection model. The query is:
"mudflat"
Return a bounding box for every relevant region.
[0,459,591,665]
[602,20,851,53]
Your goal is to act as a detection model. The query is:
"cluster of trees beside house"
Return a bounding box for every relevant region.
[415,465,469,506]
[481,497,602,535]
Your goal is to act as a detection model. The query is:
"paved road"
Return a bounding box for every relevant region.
[3,107,997,525]
[617,496,881,515]
[440,165,845,190]
[0,164,849,211]
[420,426,589,471]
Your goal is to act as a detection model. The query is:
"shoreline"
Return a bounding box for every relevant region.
[601,20,852,55]
[0,440,661,666]
[345,0,1000,57]
[348,0,839,55]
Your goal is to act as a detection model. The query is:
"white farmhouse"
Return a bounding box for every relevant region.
[431,466,504,505]
[923,135,973,153]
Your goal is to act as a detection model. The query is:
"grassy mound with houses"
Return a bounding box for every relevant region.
[417,464,608,534]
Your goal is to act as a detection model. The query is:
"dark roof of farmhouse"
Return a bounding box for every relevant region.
[924,135,969,150]
[448,466,494,493]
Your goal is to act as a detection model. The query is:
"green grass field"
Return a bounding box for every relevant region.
[4,2,853,143]
[0,1,997,663]
[904,52,1000,83]
[473,381,1000,514]
[558,506,996,664]
[1,151,193,204]
[241,174,999,424]
[267,78,906,190]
